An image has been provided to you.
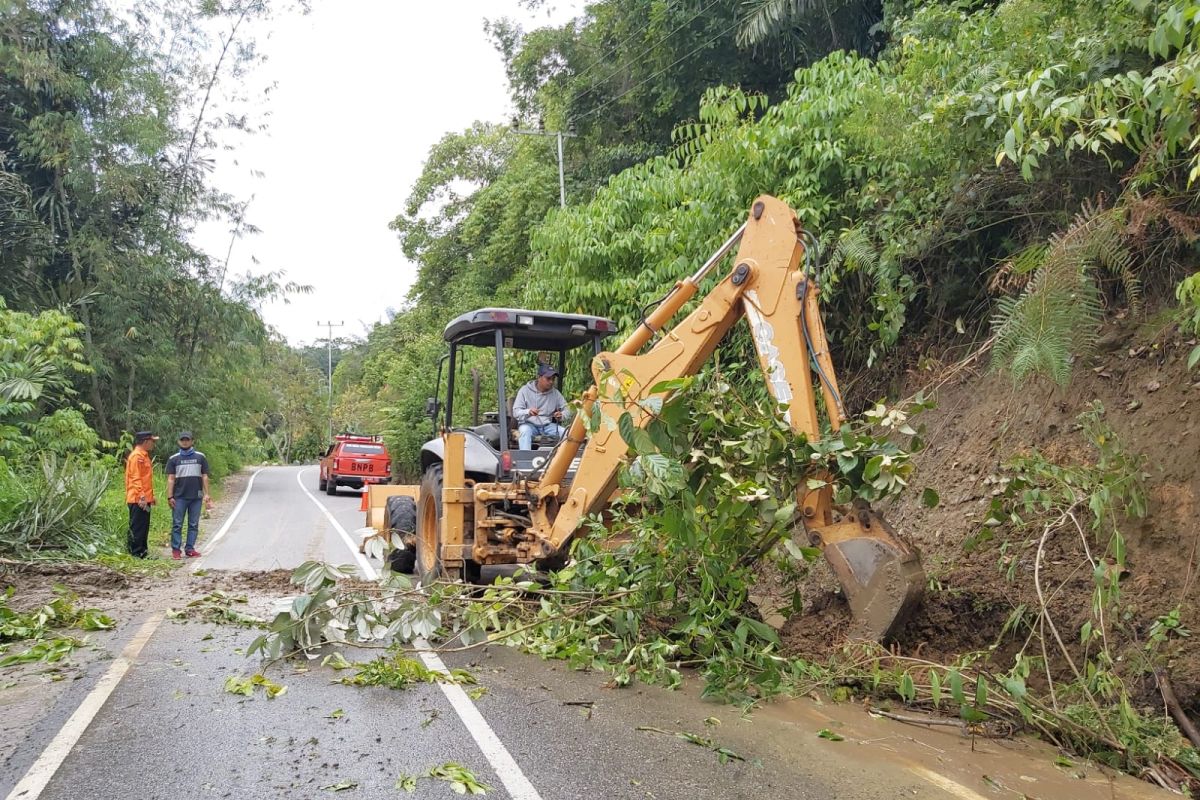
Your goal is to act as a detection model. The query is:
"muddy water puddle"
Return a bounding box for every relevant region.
[757,696,1170,799]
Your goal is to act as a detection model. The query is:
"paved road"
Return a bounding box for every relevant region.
[1,467,1167,800]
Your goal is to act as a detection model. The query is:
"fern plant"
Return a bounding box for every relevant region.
[991,202,1137,384]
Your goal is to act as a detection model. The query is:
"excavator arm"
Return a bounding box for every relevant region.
[526,195,924,641]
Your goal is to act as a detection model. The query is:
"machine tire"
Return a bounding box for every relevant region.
[385,496,417,574]
[325,474,337,495]
[416,464,461,585]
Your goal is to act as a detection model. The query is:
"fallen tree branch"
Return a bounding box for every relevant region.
[1155,669,1200,750]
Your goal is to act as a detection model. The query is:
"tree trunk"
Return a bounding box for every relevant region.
[125,361,136,430]
[822,1,842,51]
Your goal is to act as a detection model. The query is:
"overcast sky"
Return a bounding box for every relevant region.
[191,0,581,347]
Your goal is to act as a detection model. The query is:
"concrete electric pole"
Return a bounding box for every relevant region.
[317,320,344,441]
[510,118,576,208]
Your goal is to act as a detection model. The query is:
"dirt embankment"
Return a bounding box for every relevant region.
[779,314,1200,713]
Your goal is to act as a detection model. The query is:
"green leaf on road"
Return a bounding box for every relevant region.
[321,781,358,792]
[427,762,490,795]
[817,728,845,741]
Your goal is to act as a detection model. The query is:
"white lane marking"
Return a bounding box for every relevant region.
[415,642,544,800]
[906,765,991,800]
[309,473,543,799]
[296,466,378,579]
[5,613,164,800]
[201,467,264,557]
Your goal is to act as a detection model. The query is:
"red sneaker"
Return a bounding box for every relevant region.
[185,549,201,558]
[172,549,182,560]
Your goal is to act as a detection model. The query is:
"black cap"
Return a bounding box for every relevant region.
[178,431,193,440]
[134,431,159,444]
[537,364,559,378]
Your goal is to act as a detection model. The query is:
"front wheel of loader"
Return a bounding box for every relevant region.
[385,495,417,575]
[415,464,460,586]
[812,504,925,642]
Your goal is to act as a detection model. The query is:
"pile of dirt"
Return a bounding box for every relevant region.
[776,313,1200,712]
[193,568,299,596]
[0,561,139,606]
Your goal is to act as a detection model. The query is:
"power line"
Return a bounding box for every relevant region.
[567,13,657,90]
[579,14,741,121]
[571,0,726,108]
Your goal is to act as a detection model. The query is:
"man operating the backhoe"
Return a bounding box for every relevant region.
[513,364,568,450]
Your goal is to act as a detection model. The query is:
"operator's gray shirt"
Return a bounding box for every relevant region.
[512,381,567,427]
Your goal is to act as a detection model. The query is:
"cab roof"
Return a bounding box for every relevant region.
[443,308,618,350]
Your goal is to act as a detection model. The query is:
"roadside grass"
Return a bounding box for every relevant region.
[95,468,226,555]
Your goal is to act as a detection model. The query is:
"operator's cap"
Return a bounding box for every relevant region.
[177,431,193,440]
[537,364,559,378]
[133,431,159,443]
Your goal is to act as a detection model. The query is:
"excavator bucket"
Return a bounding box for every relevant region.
[808,505,925,642]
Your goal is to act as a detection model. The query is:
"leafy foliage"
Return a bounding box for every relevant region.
[990,203,1134,384]
[419,763,490,795]
[337,655,475,691]
[0,456,111,558]
[223,673,287,699]
[0,586,113,666]
[250,377,929,705]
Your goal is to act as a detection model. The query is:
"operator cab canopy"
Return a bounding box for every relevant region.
[424,307,618,481]
[443,308,617,349]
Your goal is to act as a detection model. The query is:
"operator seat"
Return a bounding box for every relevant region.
[505,396,559,450]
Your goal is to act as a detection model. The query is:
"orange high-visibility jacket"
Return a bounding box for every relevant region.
[125,449,155,505]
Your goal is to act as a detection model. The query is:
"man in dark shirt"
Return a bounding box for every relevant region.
[166,431,212,559]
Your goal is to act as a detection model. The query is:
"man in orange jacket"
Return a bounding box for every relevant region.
[125,431,159,557]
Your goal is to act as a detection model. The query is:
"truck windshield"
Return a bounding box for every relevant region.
[341,444,384,455]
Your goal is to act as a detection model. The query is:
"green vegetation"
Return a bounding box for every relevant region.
[395,763,490,795]
[251,378,927,696]
[0,0,311,558]
[250,0,1200,783]
[0,587,114,666]
[334,0,1199,477]
[336,655,475,691]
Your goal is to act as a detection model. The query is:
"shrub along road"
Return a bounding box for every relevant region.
[0,467,1168,799]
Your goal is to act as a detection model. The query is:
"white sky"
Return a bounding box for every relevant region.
[191,0,581,346]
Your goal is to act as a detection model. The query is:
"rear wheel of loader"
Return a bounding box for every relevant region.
[415,464,461,585]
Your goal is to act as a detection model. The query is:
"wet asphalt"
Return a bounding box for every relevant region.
[0,467,1048,799]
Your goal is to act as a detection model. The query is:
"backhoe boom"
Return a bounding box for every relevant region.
[525,195,924,640]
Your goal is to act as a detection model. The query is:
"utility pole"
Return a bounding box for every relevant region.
[510,118,576,208]
[317,320,343,442]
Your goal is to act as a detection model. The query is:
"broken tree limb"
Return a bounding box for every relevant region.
[1155,669,1200,749]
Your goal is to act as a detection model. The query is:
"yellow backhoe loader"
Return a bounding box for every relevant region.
[365,195,925,640]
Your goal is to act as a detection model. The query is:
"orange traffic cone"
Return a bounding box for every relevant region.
[359,489,369,512]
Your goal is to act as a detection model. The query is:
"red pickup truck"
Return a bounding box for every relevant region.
[319,434,391,495]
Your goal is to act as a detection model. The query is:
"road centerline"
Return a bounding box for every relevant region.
[295,466,378,579]
[298,466,544,799]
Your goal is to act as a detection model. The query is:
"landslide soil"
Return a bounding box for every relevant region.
[774,314,1200,715]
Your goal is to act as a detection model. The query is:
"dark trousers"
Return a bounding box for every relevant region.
[127,503,151,558]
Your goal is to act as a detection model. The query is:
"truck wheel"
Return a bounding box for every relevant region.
[318,473,327,492]
[385,496,417,574]
[325,475,337,495]
[415,464,461,585]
